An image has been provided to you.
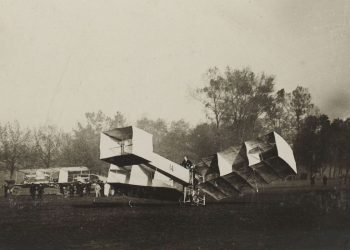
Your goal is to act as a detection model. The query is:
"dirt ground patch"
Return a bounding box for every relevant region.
[1,195,350,250]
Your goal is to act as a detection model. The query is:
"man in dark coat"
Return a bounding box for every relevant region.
[3,183,8,198]
[181,156,196,186]
[181,156,193,170]
[323,175,328,186]
[30,184,36,200]
[69,184,75,197]
[38,184,44,200]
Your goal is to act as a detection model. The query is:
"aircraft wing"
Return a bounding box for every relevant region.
[199,132,297,200]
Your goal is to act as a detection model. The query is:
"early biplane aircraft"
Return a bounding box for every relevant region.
[100,126,297,205]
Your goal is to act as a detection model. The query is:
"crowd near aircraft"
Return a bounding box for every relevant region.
[4,166,106,198]
[3,126,297,206]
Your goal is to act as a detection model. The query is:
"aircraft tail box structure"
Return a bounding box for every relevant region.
[199,132,297,200]
[100,126,154,166]
[100,126,191,187]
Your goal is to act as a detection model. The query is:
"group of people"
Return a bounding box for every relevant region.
[60,183,91,197]
[23,181,114,199]
[93,182,113,198]
[29,184,44,200]
[3,182,11,198]
[310,174,328,186]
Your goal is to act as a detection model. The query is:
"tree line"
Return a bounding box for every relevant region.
[0,112,126,178]
[0,67,348,180]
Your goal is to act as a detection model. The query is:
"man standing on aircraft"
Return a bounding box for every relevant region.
[181,156,195,186]
[181,156,193,170]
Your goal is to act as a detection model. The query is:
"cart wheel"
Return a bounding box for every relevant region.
[11,186,20,195]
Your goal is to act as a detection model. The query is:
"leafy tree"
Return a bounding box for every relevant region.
[223,67,275,142]
[328,118,350,179]
[196,67,275,144]
[160,120,193,163]
[194,68,228,149]
[59,111,127,174]
[291,86,314,131]
[71,123,101,169]
[294,115,331,176]
[189,123,218,160]
[85,110,126,133]
[107,112,127,129]
[266,89,288,130]
[57,132,75,167]
[265,89,296,142]
[136,117,168,154]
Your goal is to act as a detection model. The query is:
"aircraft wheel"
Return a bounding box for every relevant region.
[192,195,200,205]
[128,200,134,208]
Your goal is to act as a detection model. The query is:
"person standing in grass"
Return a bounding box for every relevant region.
[30,184,36,200]
[104,182,111,197]
[3,183,8,198]
[38,184,44,200]
[69,184,74,197]
[310,174,316,186]
[95,183,101,198]
[323,175,328,186]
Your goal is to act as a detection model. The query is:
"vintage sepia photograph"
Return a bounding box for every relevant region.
[1,1,350,249]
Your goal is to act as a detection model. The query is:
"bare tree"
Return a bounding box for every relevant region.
[0,121,31,178]
[85,110,126,133]
[193,68,230,150]
[194,67,226,130]
[34,125,62,168]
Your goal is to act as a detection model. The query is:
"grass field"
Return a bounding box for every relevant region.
[1,191,350,250]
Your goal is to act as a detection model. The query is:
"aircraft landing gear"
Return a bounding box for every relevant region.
[180,186,206,206]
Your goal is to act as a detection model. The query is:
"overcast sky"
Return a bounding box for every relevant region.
[1,0,350,130]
